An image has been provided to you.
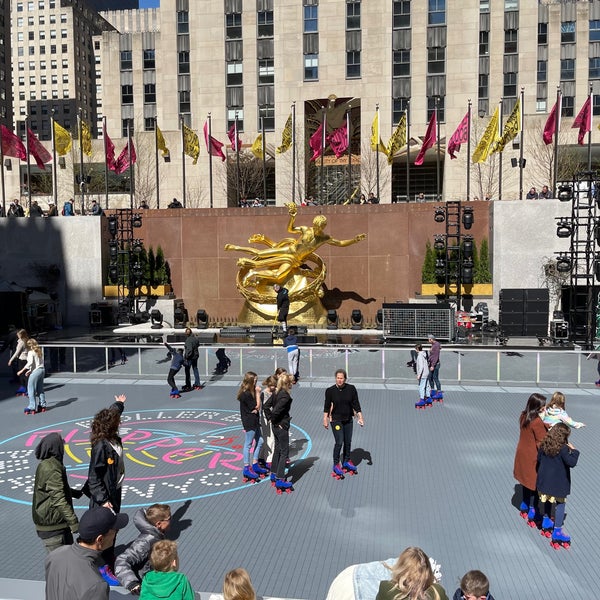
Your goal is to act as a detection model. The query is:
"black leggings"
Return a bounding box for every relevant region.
[167,368,180,391]
[272,425,289,479]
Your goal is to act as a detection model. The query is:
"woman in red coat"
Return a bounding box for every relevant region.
[513,393,548,524]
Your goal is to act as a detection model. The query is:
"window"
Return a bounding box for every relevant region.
[478,73,488,98]
[62,74,68,83]
[17,17,23,26]
[18,47,24,57]
[536,99,546,113]
[480,0,489,12]
[346,50,361,78]
[562,96,574,117]
[40,75,46,85]
[29,31,35,41]
[427,96,445,122]
[61,59,67,68]
[29,75,35,84]
[61,44,67,53]
[227,109,244,131]
[121,84,133,105]
[39,45,45,54]
[393,97,409,124]
[561,58,575,80]
[28,1,34,10]
[304,5,318,33]
[226,13,241,39]
[17,32,23,42]
[593,95,600,116]
[504,72,517,97]
[49,14,56,23]
[61,29,67,39]
[179,90,190,113]
[120,50,132,70]
[347,1,360,30]
[177,11,189,34]
[258,106,275,131]
[144,83,156,103]
[29,60,35,70]
[227,61,243,86]
[591,57,600,79]
[50,29,56,39]
[258,59,274,85]
[143,49,155,69]
[17,3,23,11]
[427,47,445,74]
[304,54,318,80]
[178,51,189,74]
[121,120,135,137]
[505,29,517,54]
[393,50,410,76]
[428,0,445,26]
[18,61,24,71]
[258,10,273,37]
[537,60,547,82]
[479,30,489,55]
[39,31,45,40]
[591,20,600,42]
[561,21,575,44]
[29,46,35,55]
[60,13,67,23]
[51,60,57,69]
[505,0,517,9]
[18,76,25,86]
[393,1,410,28]
[144,117,156,131]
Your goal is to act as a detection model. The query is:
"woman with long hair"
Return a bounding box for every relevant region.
[270,372,295,493]
[223,568,256,600]
[17,338,45,414]
[513,392,548,525]
[376,547,448,600]
[8,329,30,396]
[237,371,267,483]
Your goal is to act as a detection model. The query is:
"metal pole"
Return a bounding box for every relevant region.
[406,101,410,202]
[104,117,110,209]
[51,113,58,206]
[0,127,5,215]
[587,83,593,172]
[435,98,440,201]
[347,106,351,201]
[291,102,296,203]
[376,104,380,201]
[208,113,214,209]
[320,106,326,204]
[127,121,133,210]
[498,98,503,201]
[235,112,240,206]
[181,116,187,208]
[519,88,524,201]
[262,116,267,203]
[467,100,471,202]
[154,117,160,209]
[25,119,32,211]
[78,110,85,214]
[552,87,561,197]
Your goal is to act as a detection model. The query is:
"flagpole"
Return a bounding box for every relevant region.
[78,110,86,214]
[127,121,133,210]
[587,83,593,171]
[519,88,525,201]
[406,101,410,201]
[154,117,160,209]
[25,119,32,211]
[346,105,352,200]
[376,104,380,201]
[235,112,240,207]
[467,100,471,202]
[552,87,561,196]
[320,106,326,204]
[291,102,296,203]
[261,116,267,203]
[103,118,110,209]
[435,97,440,201]
[181,116,187,208]
[498,99,503,201]
[51,112,58,207]
[208,113,214,209]
[0,127,5,215]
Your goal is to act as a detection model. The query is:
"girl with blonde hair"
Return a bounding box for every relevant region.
[223,568,256,600]
[17,338,45,414]
[542,391,585,429]
[270,372,295,493]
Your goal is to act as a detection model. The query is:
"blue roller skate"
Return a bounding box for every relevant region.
[169,388,181,399]
[415,398,427,409]
[275,479,293,494]
[16,386,28,397]
[252,462,268,478]
[270,472,277,487]
[540,515,554,538]
[525,506,538,528]
[550,527,571,549]
[342,460,358,475]
[518,501,529,519]
[431,390,443,402]
[331,464,345,480]
[242,465,259,483]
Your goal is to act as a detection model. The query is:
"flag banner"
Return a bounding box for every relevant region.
[0,125,27,159]
[251,134,263,159]
[543,100,559,145]
[80,120,92,156]
[370,111,387,153]
[203,121,226,161]
[53,121,72,156]
[309,123,324,161]
[327,122,349,158]
[492,98,521,154]
[386,113,407,164]
[276,113,293,154]
[572,96,591,145]
[447,112,469,159]
[156,125,170,156]
[227,123,242,152]
[103,123,116,171]
[27,128,52,170]
[472,107,499,164]
[114,138,137,174]
[183,124,200,164]
[414,112,437,166]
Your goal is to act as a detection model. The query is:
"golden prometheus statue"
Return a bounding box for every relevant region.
[225,203,367,324]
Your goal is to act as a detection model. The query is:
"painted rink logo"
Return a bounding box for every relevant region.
[0,409,311,507]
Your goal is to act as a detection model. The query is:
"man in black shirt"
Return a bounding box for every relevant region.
[274,283,289,333]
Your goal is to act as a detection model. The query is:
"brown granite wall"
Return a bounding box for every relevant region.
[132,203,490,324]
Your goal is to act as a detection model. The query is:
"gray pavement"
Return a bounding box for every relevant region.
[0,364,598,600]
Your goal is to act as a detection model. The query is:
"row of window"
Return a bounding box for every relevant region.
[121,84,156,105]
[17,58,68,70]
[120,49,155,71]
[16,13,67,26]
[15,43,68,56]
[16,29,68,41]
[16,1,57,10]
[17,73,68,84]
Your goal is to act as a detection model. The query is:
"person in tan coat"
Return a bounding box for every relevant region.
[513,393,548,525]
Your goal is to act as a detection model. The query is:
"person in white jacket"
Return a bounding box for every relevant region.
[17,338,45,414]
[415,344,431,408]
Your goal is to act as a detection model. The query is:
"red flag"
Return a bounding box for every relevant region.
[103,123,116,171]
[326,122,349,158]
[414,112,437,166]
[203,121,226,161]
[1,125,27,159]
[542,101,558,145]
[227,123,242,152]
[114,138,137,174]
[447,112,469,159]
[572,96,591,145]
[27,128,52,170]
[309,123,324,161]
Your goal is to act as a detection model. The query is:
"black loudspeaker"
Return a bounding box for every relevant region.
[501,300,525,313]
[502,324,524,336]
[525,289,549,303]
[526,301,550,314]
[500,289,525,302]
[524,314,549,336]
[500,313,524,326]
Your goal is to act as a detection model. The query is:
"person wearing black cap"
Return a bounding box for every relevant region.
[45,506,129,600]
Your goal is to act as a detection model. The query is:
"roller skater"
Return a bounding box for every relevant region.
[214,348,231,374]
[427,334,443,401]
[414,343,431,410]
[271,373,295,494]
[8,329,30,396]
[275,478,293,494]
[164,342,185,399]
[242,465,259,483]
[237,371,264,484]
[331,464,345,480]
[342,460,357,475]
[17,339,46,415]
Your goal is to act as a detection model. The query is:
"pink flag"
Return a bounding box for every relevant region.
[1,125,26,159]
[309,123,324,161]
[103,123,116,171]
[572,96,591,145]
[447,112,469,159]
[114,138,137,174]
[414,112,437,166]
[27,128,52,170]
[227,123,242,152]
[327,122,349,158]
[203,121,226,161]
[542,101,558,145]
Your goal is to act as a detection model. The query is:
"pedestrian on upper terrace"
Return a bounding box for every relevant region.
[168,197,183,209]
[368,192,379,204]
[526,187,539,199]
[62,198,74,216]
[139,200,150,209]
[90,200,104,216]
[30,200,44,217]
[47,201,58,217]
[539,185,553,199]
[7,199,24,216]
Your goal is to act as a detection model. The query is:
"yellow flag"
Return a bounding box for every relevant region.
[472,107,499,164]
[53,120,72,156]
[251,134,264,159]
[182,124,200,164]
[80,120,92,156]
[276,114,292,154]
[156,125,170,157]
[370,111,388,154]
[492,98,521,154]
[386,113,407,165]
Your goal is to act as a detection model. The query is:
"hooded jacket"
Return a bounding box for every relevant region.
[32,432,79,534]
[139,570,195,600]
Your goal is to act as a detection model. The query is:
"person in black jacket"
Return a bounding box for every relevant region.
[274,283,289,333]
[270,372,295,492]
[164,342,185,398]
[323,369,364,479]
[182,328,201,391]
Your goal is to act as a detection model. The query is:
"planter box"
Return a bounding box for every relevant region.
[420,283,493,296]
[103,284,172,297]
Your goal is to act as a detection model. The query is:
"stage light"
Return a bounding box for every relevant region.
[174,307,188,328]
[108,240,118,261]
[434,207,446,223]
[556,219,572,238]
[462,237,474,260]
[462,206,474,230]
[131,311,150,324]
[434,235,445,251]
[132,214,143,228]
[326,309,339,330]
[132,239,144,254]
[435,257,446,278]
[558,185,573,202]
[108,215,118,237]
[196,309,208,329]
[132,262,144,287]
[150,309,163,329]
[108,265,118,281]
[350,309,363,330]
[375,309,383,329]
[461,266,473,284]
[556,253,572,273]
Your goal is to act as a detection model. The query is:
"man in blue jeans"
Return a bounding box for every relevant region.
[427,333,443,401]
